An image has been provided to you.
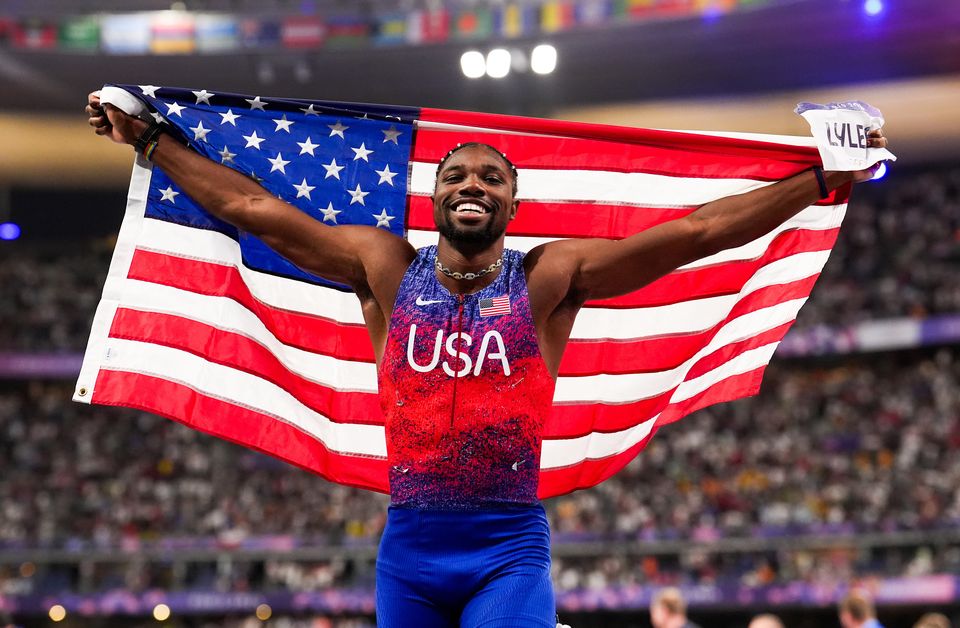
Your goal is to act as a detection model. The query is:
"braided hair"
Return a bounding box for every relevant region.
[435,142,519,196]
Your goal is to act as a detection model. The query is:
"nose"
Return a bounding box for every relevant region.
[457,173,486,197]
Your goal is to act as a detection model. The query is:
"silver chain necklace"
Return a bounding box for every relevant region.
[435,256,503,281]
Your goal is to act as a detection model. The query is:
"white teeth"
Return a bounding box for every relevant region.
[453,202,487,214]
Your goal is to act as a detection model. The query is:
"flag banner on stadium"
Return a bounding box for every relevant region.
[75,84,849,497]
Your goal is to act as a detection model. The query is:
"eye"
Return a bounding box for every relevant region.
[485,175,503,184]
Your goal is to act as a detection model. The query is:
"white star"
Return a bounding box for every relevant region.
[219,109,240,126]
[375,164,398,186]
[189,120,210,142]
[328,120,349,138]
[382,125,402,144]
[267,152,291,174]
[249,171,264,184]
[159,186,180,203]
[245,96,267,111]
[139,85,160,98]
[192,89,214,105]
[150,111,166,125]
[373,209,395,228]
[347,184,369,206]
[297,137,319,156]
[301,104,321,116]
[165,101,186,117]
[218,145,236,163]
[242,130,265,150]
[293,178,315,200]
[322,158,345,180]
[351,143,373,162]
[320,202,342,224]
[273,115,294,133]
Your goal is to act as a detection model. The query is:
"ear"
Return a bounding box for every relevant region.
[510,199,519,220]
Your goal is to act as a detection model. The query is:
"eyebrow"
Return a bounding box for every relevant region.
[440,162,508,174]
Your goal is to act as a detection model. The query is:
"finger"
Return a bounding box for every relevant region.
[867,136,887,148]
[867,128,883,137]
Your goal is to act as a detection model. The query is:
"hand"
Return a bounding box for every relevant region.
[86,91,147,146]
[848,128,889,184]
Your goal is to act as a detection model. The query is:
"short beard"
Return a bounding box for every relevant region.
[436,218,505,246]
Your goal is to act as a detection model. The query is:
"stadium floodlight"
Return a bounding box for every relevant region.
[0,222,20,241]
[460,50,486,79]
[530,44,557,75]
[864,0,883,15]
[485,48,511,79]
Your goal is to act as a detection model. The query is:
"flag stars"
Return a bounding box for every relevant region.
[328,120,349,138]
[351,143,373,162]
[219,109,240,126]
[375,164,397,186]
[218,145,236,164]
[320,202,342,224]
[347,184,369,206]
[245,96,268,110]
[382,125,402,144]
[243,130,265,150]
[139,85,160,98]
[273,115,294,133]
[165,101,186,117]
[301,104,321,116]
[297,137,319,156]
[150,112,166,125]
[268,152,291,174]
[159,186,180,203]
[373,209,395,228]
[189,121,210,142]
[192,89,214,105]
[322,158,345,180]
[293,178,315,200]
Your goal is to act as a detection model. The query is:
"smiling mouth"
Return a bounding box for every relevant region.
[450,201,492,215]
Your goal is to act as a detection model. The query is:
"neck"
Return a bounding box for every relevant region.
[436,238,504,270]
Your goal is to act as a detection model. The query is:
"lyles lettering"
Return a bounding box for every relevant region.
[826,122,868,149]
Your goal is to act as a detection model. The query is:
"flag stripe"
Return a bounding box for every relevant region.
[92,370,390,493]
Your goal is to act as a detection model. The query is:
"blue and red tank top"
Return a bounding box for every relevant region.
[378,245,556,510]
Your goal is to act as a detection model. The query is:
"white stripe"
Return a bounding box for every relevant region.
[101,339,387,458]
[138,218,366,324]
[540,415,659,470]
[541,341,781,467]
[671,342,781,403]
[118,278,379,392]
[554,298,806,403]
[664,129,817,147]
[570,249,831,340]
[411,161,772,206]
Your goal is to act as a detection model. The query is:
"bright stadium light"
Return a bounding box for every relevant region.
[485,48,511,79]
[48,605,67,622]
[0,222,20,241]
[460,50,486,78]
[153,603,171,621]
[872,162,888,180]
[864,0,883,16]
[530,44,557,75]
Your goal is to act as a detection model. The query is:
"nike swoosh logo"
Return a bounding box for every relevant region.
[415,297,444,306]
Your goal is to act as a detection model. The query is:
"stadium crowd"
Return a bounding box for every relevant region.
[0,167,958,352]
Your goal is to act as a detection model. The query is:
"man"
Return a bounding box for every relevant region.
[839,591,885,628]
[87,92,886,627]
[749,613,786,628]
[649,587,701,628]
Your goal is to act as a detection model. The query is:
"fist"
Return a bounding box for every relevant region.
[849,128,889,184]
[86,91,147,145]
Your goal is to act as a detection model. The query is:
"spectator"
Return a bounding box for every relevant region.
[838,591,883,628]
[650,587,701,628]
[749,614,785,628]
[913,613,951,628]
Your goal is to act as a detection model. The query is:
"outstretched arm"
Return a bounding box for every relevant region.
[85,92,415,294]
[554,132,886,303]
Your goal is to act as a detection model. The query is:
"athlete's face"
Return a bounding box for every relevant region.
[432,146,518,247]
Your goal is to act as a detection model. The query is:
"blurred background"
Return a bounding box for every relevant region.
[1,0,959,626]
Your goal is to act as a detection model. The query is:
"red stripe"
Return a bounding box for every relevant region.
[128,249,376,362]
[407,195,696,239]
[584,227,839,309]
[108,308,383,425]
[538,367,766,498]
[559,275,819,376]
[91,370,390,493]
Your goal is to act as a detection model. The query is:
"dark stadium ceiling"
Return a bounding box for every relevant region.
[0,0,958,116]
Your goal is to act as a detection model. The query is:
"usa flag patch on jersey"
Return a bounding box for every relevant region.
[478,295,511,317]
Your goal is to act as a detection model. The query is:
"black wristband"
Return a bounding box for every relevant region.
[811,166,829,199]
[133,122,166,156]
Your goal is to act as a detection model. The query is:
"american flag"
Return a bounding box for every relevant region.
[75,84,849,498]
[478,295,512,317]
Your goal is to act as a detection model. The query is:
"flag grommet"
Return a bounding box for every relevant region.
[77,386,88,397]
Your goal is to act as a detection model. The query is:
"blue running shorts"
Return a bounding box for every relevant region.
[376,504,555,627]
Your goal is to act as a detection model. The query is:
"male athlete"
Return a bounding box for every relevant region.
[87,92,887,627]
